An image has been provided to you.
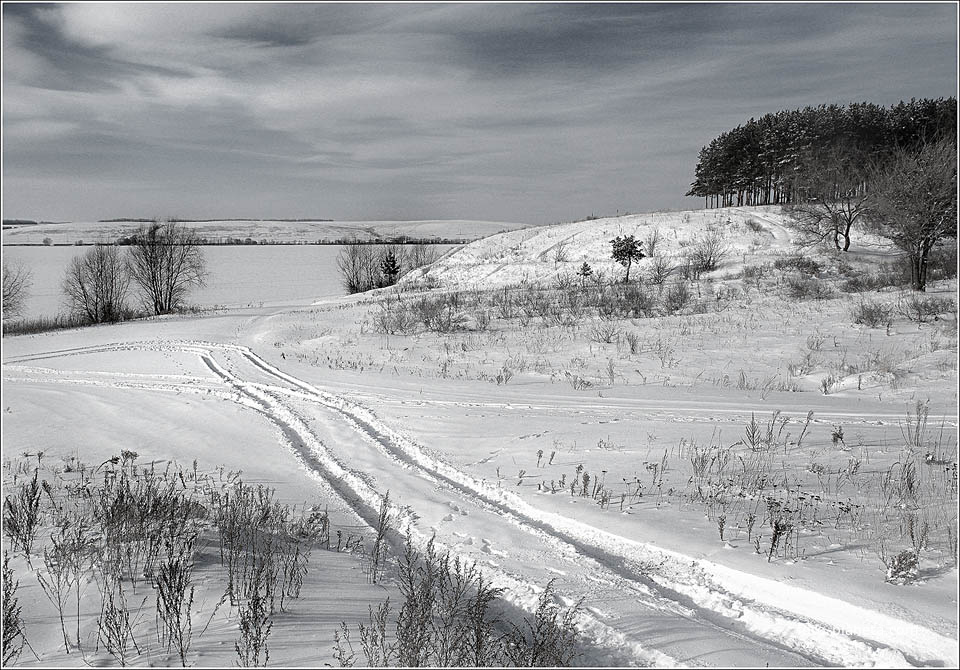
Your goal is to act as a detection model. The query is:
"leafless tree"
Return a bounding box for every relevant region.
[2,262,32,320]
[127,221,207,314]
[866,139,957,291]
[786,144,872,252]
[62,244,129,323]
[406,243,440,272]
[337,245,380,293]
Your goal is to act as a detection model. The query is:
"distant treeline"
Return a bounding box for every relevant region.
[114,235,466,246]
[2,219,63,226]
[99,217,335,223]
[686,97,957,208]
[3,236,468,247]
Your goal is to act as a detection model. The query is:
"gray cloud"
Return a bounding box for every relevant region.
[2,2,956,223]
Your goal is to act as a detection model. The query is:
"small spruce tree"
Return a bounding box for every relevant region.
[576,262,593,288]
[380,250,401,287]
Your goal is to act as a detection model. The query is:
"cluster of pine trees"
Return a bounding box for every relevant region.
[686,98,956,208]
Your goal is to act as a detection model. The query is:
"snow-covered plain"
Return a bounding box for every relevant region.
[1,218,530,246]
[2,206,957,667]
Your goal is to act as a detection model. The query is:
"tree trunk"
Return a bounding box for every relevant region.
[910,249,924,292]
[917,243,931,292]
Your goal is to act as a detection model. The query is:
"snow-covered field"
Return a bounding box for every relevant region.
[2,205,957,667]
[1,219,530,246]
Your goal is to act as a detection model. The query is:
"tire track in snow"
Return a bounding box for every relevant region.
[4,342,672,667]
[5,341,956,666]
[232,347,955,668]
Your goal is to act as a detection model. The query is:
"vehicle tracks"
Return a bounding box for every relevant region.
[4,340,956,667]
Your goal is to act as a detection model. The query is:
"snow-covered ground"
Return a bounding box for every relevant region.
[1,218,531,246]
[2,205,957,667]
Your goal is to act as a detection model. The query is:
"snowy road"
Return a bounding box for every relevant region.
[4,337,956,667]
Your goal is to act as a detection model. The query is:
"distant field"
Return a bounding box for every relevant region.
[0,218,531,245]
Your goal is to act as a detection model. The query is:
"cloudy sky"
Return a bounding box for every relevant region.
[2,3,956,224]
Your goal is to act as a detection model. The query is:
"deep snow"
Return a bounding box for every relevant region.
[2,205,957,667]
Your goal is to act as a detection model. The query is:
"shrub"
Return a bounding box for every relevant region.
[339,534,581,667]
[619,283,655,318]
[852,300,893,328]
[644,228,662,257]
[663,281,691,314]
[371,299,417,335]
[647,254,673,285]
[840,260,911,292]
[153,543,196,664]
[885,549,920,584]
[589,321,620,344]
[786,276,834,301]
[927,243,958,281]
[2,554,25,665]
[503,580,582,667]
[413,294,467,333]
[686,230,728,276]
[235,570,274,667]
[3,469,43,556]
[97,576,140,666]
[741,264,768,290]
[898,294,956,323]
[773,255,821,276]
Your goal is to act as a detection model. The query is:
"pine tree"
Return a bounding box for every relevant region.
[609,236,645,283]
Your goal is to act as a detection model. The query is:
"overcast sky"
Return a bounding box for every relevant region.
[2,3,957,224]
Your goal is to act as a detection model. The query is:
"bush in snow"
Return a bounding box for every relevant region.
[685,230,728,277]
[336,534,583,667]
[851,300,894,328]
[2,554,25,665]
[885,549,920,584]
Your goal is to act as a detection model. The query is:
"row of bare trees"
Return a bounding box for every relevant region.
[337,243,440,294]
[786,138,957,291]
[60,221,208,324]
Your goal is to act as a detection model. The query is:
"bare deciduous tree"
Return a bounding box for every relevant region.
[866,139,957,291]
[127,221,207,314]
[406,243,439,273]
[62,244,129,323]
[2,262,32,320]
[337,245,380,294]
[786,144,871,252]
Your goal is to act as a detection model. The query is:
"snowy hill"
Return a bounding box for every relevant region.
[402,205,893,290]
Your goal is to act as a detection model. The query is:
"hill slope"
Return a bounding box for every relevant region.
[403,205,895,289]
